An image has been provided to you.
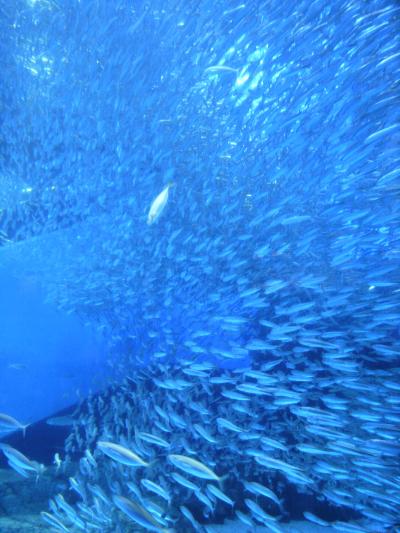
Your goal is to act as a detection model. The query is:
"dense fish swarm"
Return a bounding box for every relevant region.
[0,0,399,532]
[57,360,399,532]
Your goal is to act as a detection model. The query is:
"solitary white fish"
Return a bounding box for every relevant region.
[147,183,174,225]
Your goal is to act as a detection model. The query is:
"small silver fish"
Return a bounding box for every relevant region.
[168,454,223,483]
[0,443,44,477]
[97,441,149,467]
[204,65,237,74]
[113,495,170,532]
[46,415,76,426]
[0,413,29,437]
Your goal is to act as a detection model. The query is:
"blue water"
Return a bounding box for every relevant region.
[0,0,399,531]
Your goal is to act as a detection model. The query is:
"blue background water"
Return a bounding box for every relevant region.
[0,0,399,529]
[0,264,106,428]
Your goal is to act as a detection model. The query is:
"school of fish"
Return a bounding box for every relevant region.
[0,0,399,532]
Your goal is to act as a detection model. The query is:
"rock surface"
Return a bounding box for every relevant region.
[0,467,62,532]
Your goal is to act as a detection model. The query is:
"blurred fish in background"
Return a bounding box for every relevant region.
[0,0,399,532]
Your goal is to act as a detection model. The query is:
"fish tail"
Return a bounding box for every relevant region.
[218,474,229,490]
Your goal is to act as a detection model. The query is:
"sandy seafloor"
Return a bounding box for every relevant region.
[0,467,368,532]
